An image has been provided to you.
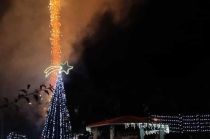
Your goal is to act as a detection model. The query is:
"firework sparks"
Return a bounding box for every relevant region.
[49,0,62,84]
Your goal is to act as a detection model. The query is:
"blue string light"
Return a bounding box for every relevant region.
[41,74,72,139]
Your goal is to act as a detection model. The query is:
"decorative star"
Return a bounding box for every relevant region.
[60,61,73,75]
[44,61,73,78]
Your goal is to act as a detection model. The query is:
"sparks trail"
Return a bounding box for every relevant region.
[50,0,61,65]
[49,0,62,84]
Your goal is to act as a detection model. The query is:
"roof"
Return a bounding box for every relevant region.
[87,116,156,128]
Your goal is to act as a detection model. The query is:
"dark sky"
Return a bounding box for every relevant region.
[65,0,210,130]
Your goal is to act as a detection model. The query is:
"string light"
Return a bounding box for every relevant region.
[151,114,210,133]
[41,74,72,139]
[7,132,27,139]
[124,123,169,135]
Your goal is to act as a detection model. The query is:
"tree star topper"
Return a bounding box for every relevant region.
[44,61,73,78]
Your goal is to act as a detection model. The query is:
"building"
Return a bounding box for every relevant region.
[86,116,169,139]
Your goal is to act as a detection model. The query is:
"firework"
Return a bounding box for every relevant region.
[49,0,62,84]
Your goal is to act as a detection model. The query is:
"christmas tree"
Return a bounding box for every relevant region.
[41,73,72,139]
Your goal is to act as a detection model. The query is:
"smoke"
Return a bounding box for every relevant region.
[0,0,136,95]
[0,0,138,135]
[0,0,49,97]
[61,0,136,62]
[0,0,51,135]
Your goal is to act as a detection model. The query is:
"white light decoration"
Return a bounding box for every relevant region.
[60,61,74,75]
[44,66,62,78]
[7,132,28,139]
[151,114,210,133]
[41,73,72,139]
[124,123,170,135]
[44,61,73,78]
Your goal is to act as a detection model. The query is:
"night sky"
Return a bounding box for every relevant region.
[65,0,210,130]
[1,0,210,137]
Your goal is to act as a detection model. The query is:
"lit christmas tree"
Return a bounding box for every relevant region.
[41,73,72,139]
[42,0,73,137]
